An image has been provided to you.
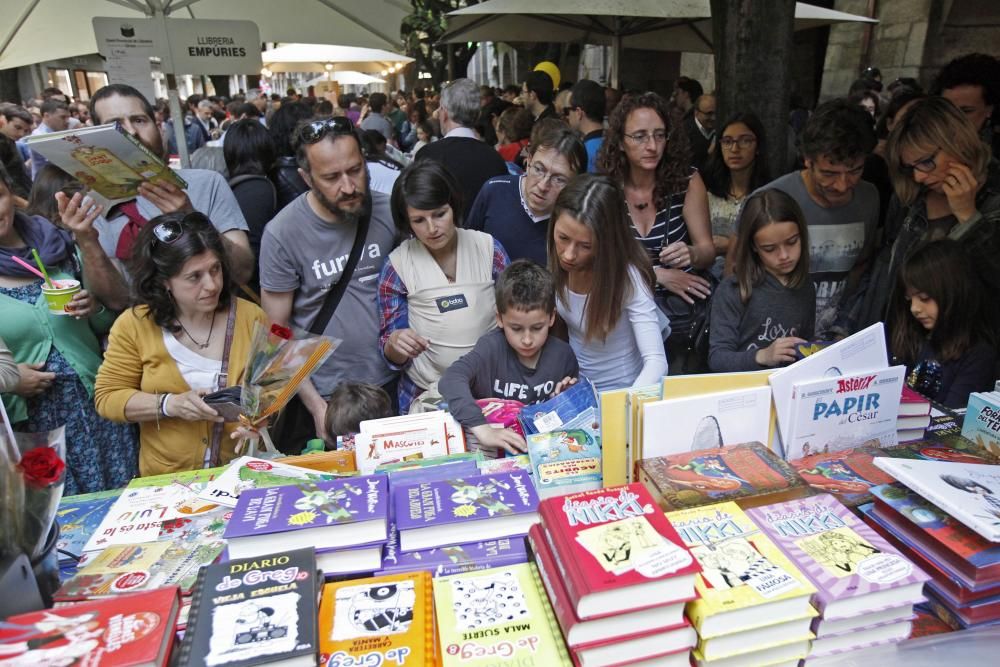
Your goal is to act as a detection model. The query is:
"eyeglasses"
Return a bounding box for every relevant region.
[152,212,210,246]
[528,161,570,189]
[900,148,940,176]
[296,116,355,144]
[623,130,668,145]
[720,136,757,151]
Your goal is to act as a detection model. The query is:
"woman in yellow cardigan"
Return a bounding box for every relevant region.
[95,212,267,476]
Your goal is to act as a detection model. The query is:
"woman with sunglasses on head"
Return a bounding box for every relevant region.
[597,92,715,373]
[0,165,137,494]
[379,160,510,413]
[95,212,267,476]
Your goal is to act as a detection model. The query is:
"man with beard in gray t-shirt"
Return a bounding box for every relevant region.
[260,118,399,443]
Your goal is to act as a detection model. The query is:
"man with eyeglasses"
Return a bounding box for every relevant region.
[685,93,716,171]
[565,80,605,173]
[259,116,399,442]
[751,99,879,338]
[70,84,254,312]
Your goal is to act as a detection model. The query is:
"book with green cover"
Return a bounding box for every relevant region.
[667,501,818,639]
[433,563,571,666]
[125,465,227,489]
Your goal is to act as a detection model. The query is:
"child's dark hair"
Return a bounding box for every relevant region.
[495,260,556,314]
[325,382,394,441]
[891,240,987,364]
[732,189,810,303]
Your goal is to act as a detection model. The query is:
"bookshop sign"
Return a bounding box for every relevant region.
[93,17,262,76]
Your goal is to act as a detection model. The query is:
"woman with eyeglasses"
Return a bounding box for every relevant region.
[596,92,715,373]
[0,166,137,494]
[700,112,771,279]
[379,160,510,414]
[95,212,267,476]
[861,96,1000,329]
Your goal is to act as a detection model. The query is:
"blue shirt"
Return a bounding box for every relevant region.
[583,130,604,173]
[465,175,549,266]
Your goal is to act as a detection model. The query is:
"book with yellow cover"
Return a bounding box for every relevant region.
[319,571,437,667]
[600,388,629,486]
[627,384,663,482]
[666,501,817,639]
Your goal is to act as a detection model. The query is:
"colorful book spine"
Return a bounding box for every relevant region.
[377,523,528,577]
[393,471,538,532]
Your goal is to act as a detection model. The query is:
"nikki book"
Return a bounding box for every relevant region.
[537,483,700,619]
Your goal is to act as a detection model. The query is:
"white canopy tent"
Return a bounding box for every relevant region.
[304,71,387,86]
[261,43,413,74]
[440,0,877,87]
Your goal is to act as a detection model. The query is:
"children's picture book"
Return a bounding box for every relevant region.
[433,562,571,666]
[783,366,905,461]
[0,586,179,666]
[791,447,894,507]
[527,429,602,499]
[666,501,818,637]
[23,122,187,207]
[538,483,700,619]
[873,458,1000,542]
[375,451,483,474]
[197,455,340,508]
[477,453,531,475]
[356,411,466,474]
[125,465,227,489]
[962,392,1000,456]
[176,547,319,667]
[747,493,929,621]
[519,377,599,435]
[638,442,806,511]
[642,386,772,459]
[55,489,122,562]
[318,571,435,666]
[224,475,388,558]
[377,522,527,577]
[769,322,889,446]
[393,471,539,552]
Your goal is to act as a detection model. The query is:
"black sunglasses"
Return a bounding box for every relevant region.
[296,116,355,144]
[152,212,210,246]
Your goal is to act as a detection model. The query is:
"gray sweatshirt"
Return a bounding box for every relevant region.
[708,273,816,372]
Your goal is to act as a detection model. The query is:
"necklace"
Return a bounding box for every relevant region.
[177,313,216,350]
[630,200,650,211]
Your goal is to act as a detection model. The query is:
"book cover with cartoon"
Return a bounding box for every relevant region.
[198,456,341,508]
[319,572,435,666]
[55,489,122,561]
[377,523,528,577]
[747,494,929,616]
[526,428,602,498]
[792,448,893,507]
[433,563,570,666]
[962,392,1000,456]
[394,471,538,530]
[667,501,816,632]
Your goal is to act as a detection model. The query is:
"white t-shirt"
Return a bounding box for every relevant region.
[556,267,668,393]
[162,330,222,390]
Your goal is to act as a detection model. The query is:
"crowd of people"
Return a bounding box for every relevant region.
[1,51,998,494]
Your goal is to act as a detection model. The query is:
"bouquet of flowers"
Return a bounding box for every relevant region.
[235,321,339,456]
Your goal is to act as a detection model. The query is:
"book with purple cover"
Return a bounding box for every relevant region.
[223,475,388,558]
[747,493,929,620]
[376,522,528,577]
[393,471,539,552]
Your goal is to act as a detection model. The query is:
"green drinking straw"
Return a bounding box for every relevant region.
[31,248,55,289]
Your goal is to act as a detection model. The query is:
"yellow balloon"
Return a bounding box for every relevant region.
[533,61,560,90]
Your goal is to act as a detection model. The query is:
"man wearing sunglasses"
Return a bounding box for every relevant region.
[259,116,399,443]
[66,84,254,311]
[565,80,605,173]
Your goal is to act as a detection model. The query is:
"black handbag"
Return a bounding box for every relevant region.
[656,270,716,372]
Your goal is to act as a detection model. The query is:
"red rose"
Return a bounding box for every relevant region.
[17,446,66,486]
[271,323,292,340]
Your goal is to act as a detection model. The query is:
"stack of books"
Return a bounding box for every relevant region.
[530,483,700,666]
[962,392,1000,456]
[897,387,932,443]
[747,494,929,665]
[667,501,818,667]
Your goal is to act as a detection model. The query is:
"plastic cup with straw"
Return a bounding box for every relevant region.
[10,251,81,315]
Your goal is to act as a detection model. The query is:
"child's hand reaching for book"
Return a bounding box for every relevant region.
[551,376,577,396]
[138,179,194,214]
[755,337,807,367]
[470,424,527,455]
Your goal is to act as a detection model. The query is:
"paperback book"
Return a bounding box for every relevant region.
[747,493,929,620]
[527,429,602,499]
[962,392,1000,456]
[377,522,528,577]
[197,455,340,508]
[55,489,122,562]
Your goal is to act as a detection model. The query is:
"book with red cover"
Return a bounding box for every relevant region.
[528,524,690,648]
[537,483,700,620]
[900,387,931,417]
[791,448,893,507]
[568,627,696,667]
[0,586,179,666]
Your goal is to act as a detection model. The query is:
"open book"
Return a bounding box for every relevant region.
[24,122,187,207]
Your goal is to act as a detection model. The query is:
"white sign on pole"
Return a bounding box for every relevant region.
[92,18,164,101]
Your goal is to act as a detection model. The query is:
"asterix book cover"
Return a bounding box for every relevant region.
[962,392,1000,456]
[176,547,319,667]
[376,523,528,577]
[433,563,571,666]
[665,501,817,638]
[198,456,341,508]
[393,471,539,552]
[527,429,602,499]
[638,442,807,511]
[747,493,929,621]
[224,475,388,559]
[318,571,437,666]
[23,122,187,207]
[783,366,905,462]
[537,483,699,619]
[0,586,180,667]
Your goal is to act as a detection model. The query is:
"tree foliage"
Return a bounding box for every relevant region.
[402,0,480,88]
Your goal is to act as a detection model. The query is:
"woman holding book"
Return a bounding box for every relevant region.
[94,211,266,475]
[379,160,510,413]
[548,173,668,393]
[0,166,136,494]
